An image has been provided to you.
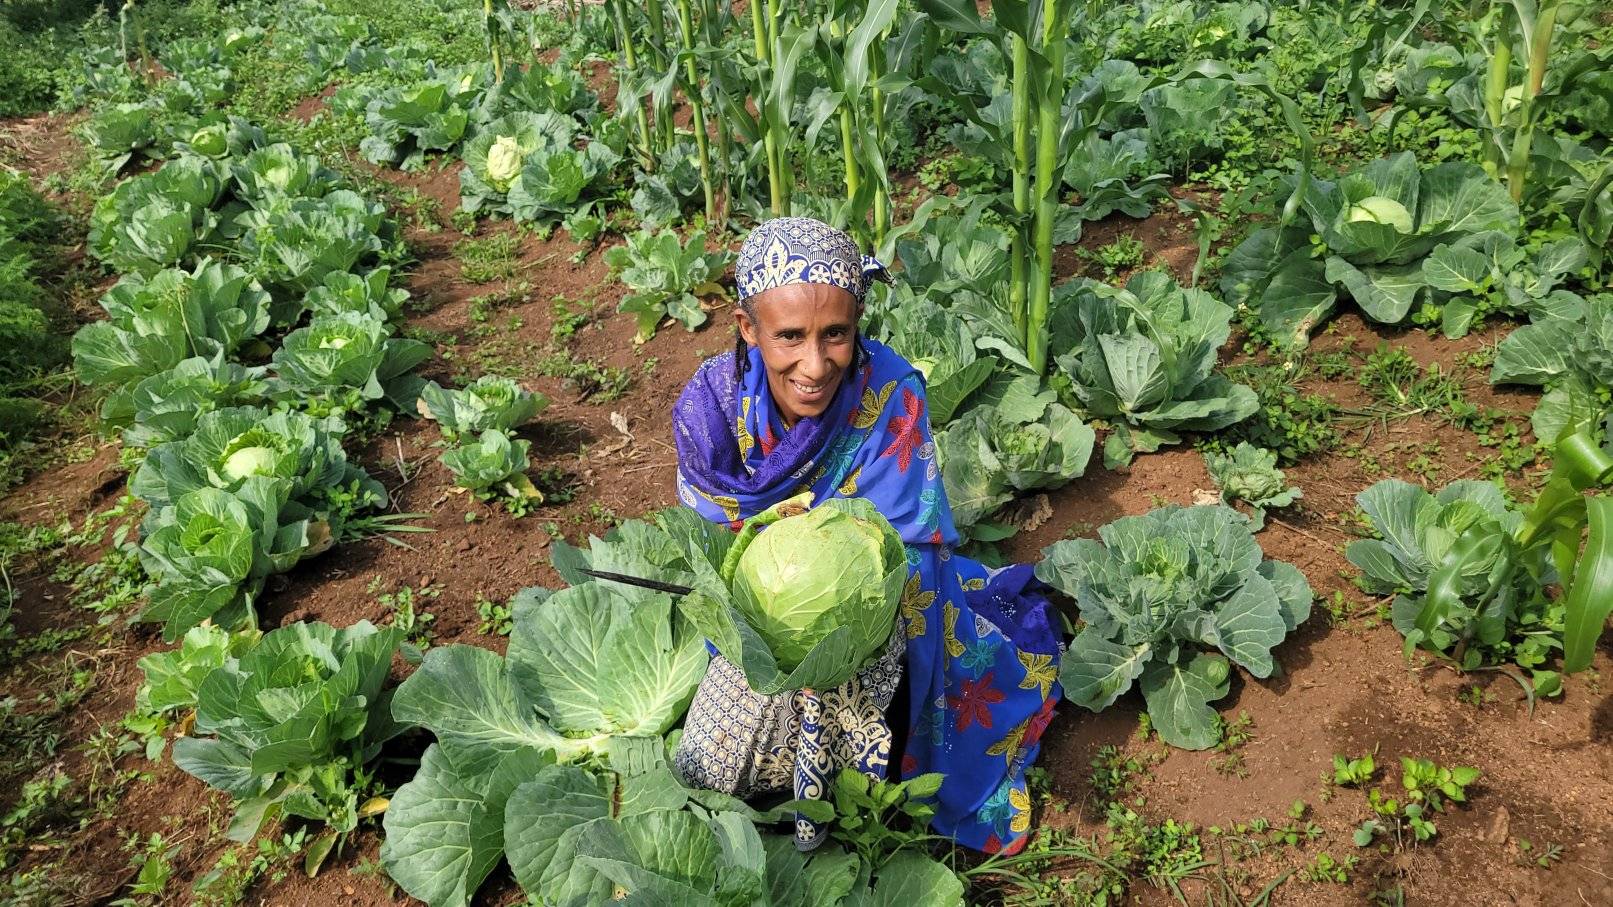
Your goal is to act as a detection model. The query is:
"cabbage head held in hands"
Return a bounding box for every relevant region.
[684,493,908,693]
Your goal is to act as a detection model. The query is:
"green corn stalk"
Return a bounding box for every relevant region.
[674,0,718,222]
[1026,0,1070,375]
[870,37,890,242]
[609,0,657,163]
[751,0,785,214]
[1476,0,1567,203]
[484,0,504,83]
[830,20,862,211]
[645,0,676,147]
[1009,34,1031,339]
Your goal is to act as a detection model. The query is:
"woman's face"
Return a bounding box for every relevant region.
[736,282,859,428]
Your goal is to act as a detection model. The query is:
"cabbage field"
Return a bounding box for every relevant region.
[1,0,1611,904]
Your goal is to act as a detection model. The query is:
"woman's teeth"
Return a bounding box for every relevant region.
[791,380,824,394]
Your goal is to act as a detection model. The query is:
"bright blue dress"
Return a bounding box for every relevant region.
[673,338,1061,853]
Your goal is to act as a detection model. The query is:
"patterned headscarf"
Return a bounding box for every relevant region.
[735,217,888,304]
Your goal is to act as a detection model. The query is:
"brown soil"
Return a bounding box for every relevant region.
[4,106,1611,907]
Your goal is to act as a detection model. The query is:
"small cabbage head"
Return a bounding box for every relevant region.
[486,136,525,188]
[1345,196,1414,233]
[218,426,291,481]
[190,124,228,157]
[731,497,907,672]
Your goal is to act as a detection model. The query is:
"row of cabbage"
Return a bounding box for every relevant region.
[69,123,430,641]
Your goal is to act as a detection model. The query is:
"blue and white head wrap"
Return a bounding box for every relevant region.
[735,217,888,304]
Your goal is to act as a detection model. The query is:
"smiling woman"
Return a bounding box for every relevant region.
[671,217,1063,855]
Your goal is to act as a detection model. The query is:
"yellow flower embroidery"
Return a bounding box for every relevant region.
[1009,786,1031,833]
[695,487,741,521]
[900,573,935,639]
[852,380,895,430]
[985,717,1029,766]
[736,397,755,460]
[1018,652,1057,699]
[962,576,986,592]
[838,467,861,496]
[942,601,964,657]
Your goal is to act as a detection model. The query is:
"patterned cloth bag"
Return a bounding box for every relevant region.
[673,629,906,850]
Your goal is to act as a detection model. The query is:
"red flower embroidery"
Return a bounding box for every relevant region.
[759,421,778,456]
[1023,697,1058,747]
[983,834,1003,854]
[1000,833,1028,856]
[948,672,1005,732]
[880,388,925,472]
[901,753,918,777]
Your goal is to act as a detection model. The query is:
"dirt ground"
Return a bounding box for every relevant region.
[2,106,1610,907]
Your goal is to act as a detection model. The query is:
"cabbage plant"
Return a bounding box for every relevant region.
[938,384,1096,533]
[78,102,161,175]
[137,478,330,639]
[418,376,547,442]
[439,429,542,504]
[303,266,410,324]
[603,229,733,342]
[1056,271,1258,468]
[1490,293,1613,444]
[89,156,226,275]
[360,72,480,170]
[1204,442,1301,530]
[460,110,619,222]
[120,354,270,449]
[269,311,430,412]
[1038,505,1313,749]
[71,259,272,411]
[382,583,708,905]
[1344,477,1572,691]
[678,494,908,693]
[233,191,392,300]
[131,405,383,521]
[1221,152,1520,347]
[230,142,339,202]
[174,620,404,852]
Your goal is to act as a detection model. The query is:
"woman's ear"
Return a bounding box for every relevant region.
[736,306,758,347]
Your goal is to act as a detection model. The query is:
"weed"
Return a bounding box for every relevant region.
[1218,361,1340,463]
[1211,711,1254,778]
[457,232,522,284]
[110,832,182,906]
[1300,851,1357,883]
[1515,838,1563,868]
[371,577,441,654]
[1079,235,1146,279]
[475,593,515,637]
[535,351,631,402]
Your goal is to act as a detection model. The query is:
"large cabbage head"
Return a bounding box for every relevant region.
[730,496,907,673]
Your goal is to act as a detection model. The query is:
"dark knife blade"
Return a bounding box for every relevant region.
[579,568,694,596]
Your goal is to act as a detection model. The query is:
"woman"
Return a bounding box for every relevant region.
[671,217,1061,855]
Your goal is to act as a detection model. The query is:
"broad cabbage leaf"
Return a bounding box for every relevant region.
[270,311,430,411]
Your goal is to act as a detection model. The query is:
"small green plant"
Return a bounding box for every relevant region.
[1332,753,1376,787]
[111,832,182,906]
[475,593,515,636]
[1300,851,1357,883]
[1211,711,1255,777]
[603,228,732,343]
[1079,234,1146,279]
[454,232,521,284]
[373,578,441,654]
[827,769,943,867]
[1353,757,1478,851]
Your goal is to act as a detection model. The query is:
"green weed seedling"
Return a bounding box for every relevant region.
[827,769,943,867]
[474,593,515,637]
[372,578,441,658]
[1352,757,1478,851]
[455,232,522,286]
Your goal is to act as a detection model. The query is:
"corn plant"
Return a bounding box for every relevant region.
[916,0,1314,375]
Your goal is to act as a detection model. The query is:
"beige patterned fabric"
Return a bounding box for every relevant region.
[672,628,906,798]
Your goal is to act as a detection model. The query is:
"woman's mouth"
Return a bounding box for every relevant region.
[790,378,830,403]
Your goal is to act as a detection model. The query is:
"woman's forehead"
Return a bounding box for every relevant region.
[747,284,859,325]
